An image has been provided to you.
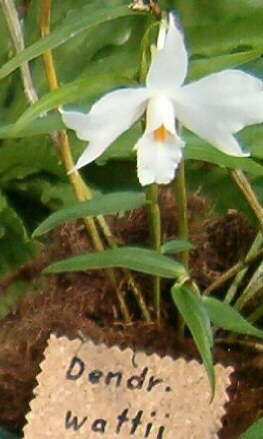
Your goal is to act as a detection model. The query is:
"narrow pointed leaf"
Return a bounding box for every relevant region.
[239,417,263,439]
[44,247,186,278]
[203,297,263,339]
[0,114,64,139]
[171,285,215,394]
[0,6,137,80]
[33,192,146,237]
[161,239,194,255]
[13,73,127,134]
[186,138,263,178]
[189,49,263,81]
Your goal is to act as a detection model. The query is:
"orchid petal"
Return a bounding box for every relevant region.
[146,14,188,90]
[63,88,149,168]
[60,110,90,141]
[175,70,263,156]
[136,132,184,186]
[146,95,176,135]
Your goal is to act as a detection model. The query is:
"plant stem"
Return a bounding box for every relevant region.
[55,146,132,325]
[216,337,263,353]
[171,126,189,337]
[172,160,189,269]
[204,247,263,295]
[40,0,151,323]
[234,258,263,311]
[224,232,263,304]
[55,133,107,252]
[0,0,115,314]
[230,169,263,234]
[96,214,152,322]
[1,0,38,104]
[40,0,131,322]
[205,168,263,298]
[39,0,107,256]
[146,183,161,322]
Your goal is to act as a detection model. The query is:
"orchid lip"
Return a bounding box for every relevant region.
[153,125,168,142]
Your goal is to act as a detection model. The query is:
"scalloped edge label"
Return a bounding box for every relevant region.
[23,334,232,438]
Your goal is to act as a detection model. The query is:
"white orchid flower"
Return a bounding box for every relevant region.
[61,14,263,186]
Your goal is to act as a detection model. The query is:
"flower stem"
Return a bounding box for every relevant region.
[40,0,151,323]
[40,0,131,322]
[230,169,263,234]
[146,183,161,322]
[172,161,189,269]
[1,0,38,104]
[96,214,152,322]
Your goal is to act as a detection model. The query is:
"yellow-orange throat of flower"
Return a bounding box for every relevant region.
[153,125,167,142]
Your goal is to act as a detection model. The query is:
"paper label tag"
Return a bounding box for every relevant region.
[24,334,232,439]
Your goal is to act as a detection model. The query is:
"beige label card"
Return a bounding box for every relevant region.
[24,334,232,439]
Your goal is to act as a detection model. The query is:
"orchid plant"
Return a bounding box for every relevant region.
[0,0,263,437]
[59,12,263,330]
[1,0,263,417]
[61,13,263,186]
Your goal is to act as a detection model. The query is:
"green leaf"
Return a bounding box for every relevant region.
[171,285,215,394]
[186,165,262,224]
[0,114,64,139]
[161,239,194,255]
[189,49,263,81]
[189,13,263,57]
[239,417,263,438]
[13,72,129,134]
[33,192,146,237]
[0,190,36,278]
[0,5,138,80]
[177,1,263,28]
[0,137,63,183]
[203,297,263,339]
[44,247,186,279]
[185,133,263,177]
[10,176,75,214]
[240,125,263,160]
[1,50,137,139]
